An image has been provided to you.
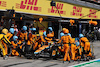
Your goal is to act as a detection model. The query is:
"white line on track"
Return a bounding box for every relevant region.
[68,58,100,67]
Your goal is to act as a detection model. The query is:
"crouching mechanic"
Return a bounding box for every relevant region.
[0,28,11,60]
[74,37,82,61]
[45,27,54,43]
[36,31,46,48]
[20,26,28,42]
[29,28,38,50]
[58,29,73,63]
[11,36,19,56]
[79,34,92,60]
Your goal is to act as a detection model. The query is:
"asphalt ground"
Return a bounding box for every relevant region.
[0,41,100,67]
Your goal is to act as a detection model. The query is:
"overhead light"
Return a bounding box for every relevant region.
[50,0,56,6]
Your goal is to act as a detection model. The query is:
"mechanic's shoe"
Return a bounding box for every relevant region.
[69,60,71,63]
[91,56,95,60]
[86,59,89,61]
[77,59,80,63]
[71,60,74,62]
[63,61,66,63]
[83,58,87,61]
[85,57,89,61]
[89,56,91,59]
[3,55,8,60]
[86,57,89,61]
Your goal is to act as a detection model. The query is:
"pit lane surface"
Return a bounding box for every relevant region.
[0,41,100,67]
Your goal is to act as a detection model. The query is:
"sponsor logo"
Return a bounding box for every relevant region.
[48,3,66,15]
[16,0,41,12]
[71,6,84,16]
[88,9,97,18]
[0,1,6,7]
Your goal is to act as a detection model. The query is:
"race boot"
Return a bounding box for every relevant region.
[3,55,8,60]
[63,61,66,63]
